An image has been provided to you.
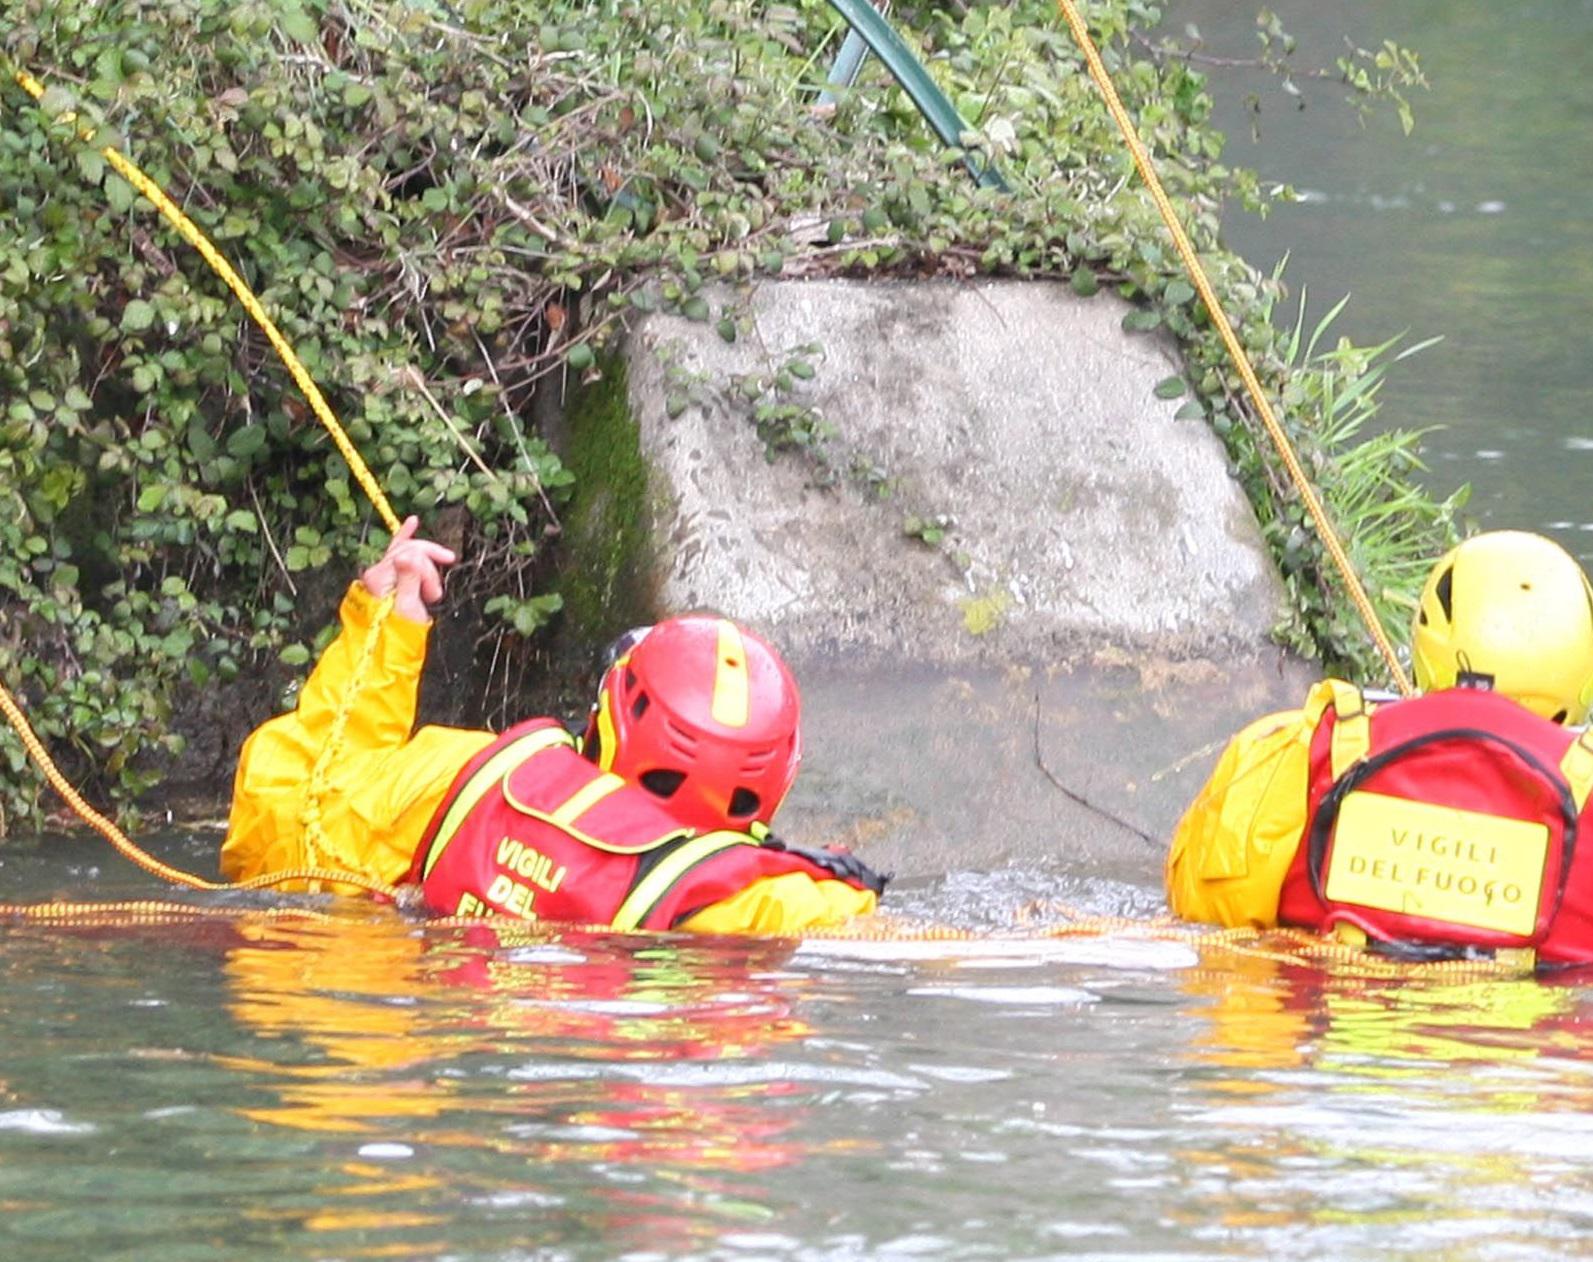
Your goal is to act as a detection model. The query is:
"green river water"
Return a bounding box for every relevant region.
[3,833,1592,1261]
[1171,0,1593,562]
[6,2,1593,1258]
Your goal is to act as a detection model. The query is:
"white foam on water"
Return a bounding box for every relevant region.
[0,1109,94,1135]
[908,984,1100,1006]
[502,945,588,966]
[795,935,1197,971]
[357,1142,415,1159]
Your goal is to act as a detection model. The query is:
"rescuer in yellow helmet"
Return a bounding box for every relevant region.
[1165,530,1593,966]
[1409,530,1593,724]
[222,517,884,934]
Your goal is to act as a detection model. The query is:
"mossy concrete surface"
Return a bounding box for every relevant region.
[618,279,1316,887]
[555,359,659,645]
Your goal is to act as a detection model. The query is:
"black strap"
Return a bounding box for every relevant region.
[759,832,892,896]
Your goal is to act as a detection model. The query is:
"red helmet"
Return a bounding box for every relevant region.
[584,615,802,832]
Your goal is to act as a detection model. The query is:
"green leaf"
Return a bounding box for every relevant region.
[122,300,156,332]
[75,148,106,185]
[279,6,320,44]
[1153,376,1187,400]
[39,86,77,117]
[226,425,267,458]
[1070,268,1099,298]
[279,644,311,666]
[104,173,135,214]
[565,342,595,370]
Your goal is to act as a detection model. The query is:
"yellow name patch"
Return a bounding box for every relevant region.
[1324,790,1550,937]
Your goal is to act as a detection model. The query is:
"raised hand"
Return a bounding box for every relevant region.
[360,515,458,623]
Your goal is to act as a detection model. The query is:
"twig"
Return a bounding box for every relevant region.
[399,365,507,489]
[1148,735,1228,784]
[471,331,562,530]
[249,479,297,598]
[496,190,580,252]
[1031,692,1160,850]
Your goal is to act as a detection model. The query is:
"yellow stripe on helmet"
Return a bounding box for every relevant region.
[594,683,622,771]
[710,620,750,729]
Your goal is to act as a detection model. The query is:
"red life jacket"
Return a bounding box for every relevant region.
[407,718,886,931]
[1277,686,1593,965]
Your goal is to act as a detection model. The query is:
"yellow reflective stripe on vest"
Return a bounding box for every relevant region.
[610,830,750,931]
[1561,728,1593,814]
[420,727,573,879]
[550,771,625,827]
[1328,681,1372,780]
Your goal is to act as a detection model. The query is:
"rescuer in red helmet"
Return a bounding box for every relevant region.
[223,517,885,934]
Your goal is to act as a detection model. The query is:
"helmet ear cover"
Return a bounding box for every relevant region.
[584,615,802,832]
[1410,531,1593,725]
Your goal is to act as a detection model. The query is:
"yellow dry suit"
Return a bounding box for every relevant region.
[222,582,877,935]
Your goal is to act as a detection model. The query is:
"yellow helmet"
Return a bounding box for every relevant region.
[1411,530,1593,724]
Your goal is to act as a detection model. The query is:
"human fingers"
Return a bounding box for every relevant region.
[407,539,457,568]
[360,552,396,596]
[362,517,418,595]
[392,547,449,604]
[417,562,446,607]
[392,565,432,623]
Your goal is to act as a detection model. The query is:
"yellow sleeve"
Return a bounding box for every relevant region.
[677,872,879,936]
[295,582,431,752]
[222,582,493,885]
[1164,680,1352,928]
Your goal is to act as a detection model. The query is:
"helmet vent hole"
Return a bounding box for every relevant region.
[631,692,650,721]
[625,668,638,691]
[1435,566,1454,620]
[728,788,761,819]
[639,769,685,798]
[1553,708,1569,724]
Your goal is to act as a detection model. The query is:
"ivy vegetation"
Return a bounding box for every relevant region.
[0,0,1455,830]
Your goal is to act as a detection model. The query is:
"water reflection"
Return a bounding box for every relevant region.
[1184,948,1593,1082]
[9,886,1593,1258]
[1176,944,1593,1256]
[219,914,825,1168]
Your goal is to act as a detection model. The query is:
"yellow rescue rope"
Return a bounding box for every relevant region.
[0,679,397,897]
[1052,0,1414,696]
[3,68,407,896]
[1,20,1423,955]
[2,895,1522,977]
[9,70,400,536]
